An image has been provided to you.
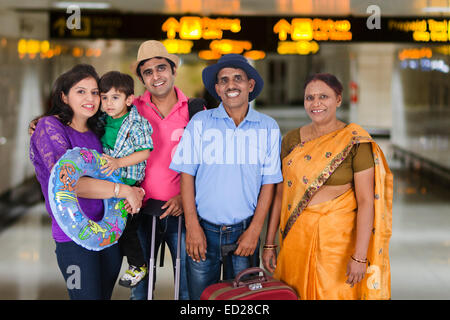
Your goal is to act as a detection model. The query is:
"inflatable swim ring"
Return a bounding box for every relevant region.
[48,147,128,251]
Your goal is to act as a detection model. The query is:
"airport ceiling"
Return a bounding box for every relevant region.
[1,0,450,16]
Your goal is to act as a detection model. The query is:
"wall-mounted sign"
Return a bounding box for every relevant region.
[400,58,449,73]
[162,16,241,40]
[277,40,319,55]
[398,48,432,61]
[17,38,101,60]
[161,39,194,54]
[388,19,450,42]
[434,45,450,55]
[398,47,449,73]
[244,50,266,60]
[209,39,251,54]
[198,39,259,59]
[274,18,351,41]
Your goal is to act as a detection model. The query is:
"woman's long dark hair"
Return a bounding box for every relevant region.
[39,64,104,137]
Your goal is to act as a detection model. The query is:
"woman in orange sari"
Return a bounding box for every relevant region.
[262,73,393,300]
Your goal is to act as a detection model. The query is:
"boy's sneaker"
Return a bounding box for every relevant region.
[118,265,148,288]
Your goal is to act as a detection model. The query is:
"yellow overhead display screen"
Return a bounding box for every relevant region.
[388,19,450,42]
[49,12,450,59]
[273,18,352,41]
[158,16,351,57]
[162,16,241,40]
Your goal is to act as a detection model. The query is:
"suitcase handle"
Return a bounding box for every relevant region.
[232,267,268,288]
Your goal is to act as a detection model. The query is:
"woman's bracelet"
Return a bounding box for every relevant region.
[114,183,120,198]
[351,255,367,264]
[263,244,278,250]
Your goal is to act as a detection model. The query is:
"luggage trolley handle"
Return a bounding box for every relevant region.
[147,215,182,300]
[221,243,239,258]
[147,215,157,300]
[174,215,182,300]
[220,243,258,280]
[144,201,182,301]
[142,199,167,301]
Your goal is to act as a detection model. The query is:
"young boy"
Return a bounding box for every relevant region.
[99,71,153,288]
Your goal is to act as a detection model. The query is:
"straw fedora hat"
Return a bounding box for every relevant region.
[132,40,180,77]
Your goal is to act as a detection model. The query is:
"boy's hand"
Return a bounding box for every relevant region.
[101,154,122,176]
[28,117,40,136]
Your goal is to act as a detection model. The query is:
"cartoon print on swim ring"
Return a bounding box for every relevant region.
[48,147,128,251]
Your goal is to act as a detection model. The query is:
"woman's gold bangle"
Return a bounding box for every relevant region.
[263,244,278,250]
[351,255,367,264]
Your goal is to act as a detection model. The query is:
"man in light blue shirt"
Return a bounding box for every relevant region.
[169,54,282,299]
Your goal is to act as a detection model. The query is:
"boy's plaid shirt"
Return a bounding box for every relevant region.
[103,105,153,183]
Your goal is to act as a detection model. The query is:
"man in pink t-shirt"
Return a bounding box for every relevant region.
[129,40,204,300]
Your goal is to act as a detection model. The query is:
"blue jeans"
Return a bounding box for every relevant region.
[186,216,260,300]
[55,241,122,300]
[130,215,190,300]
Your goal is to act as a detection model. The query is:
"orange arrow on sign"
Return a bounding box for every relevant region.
[273,19,291,41]
[53,17,66,37]
[162,17,180,39]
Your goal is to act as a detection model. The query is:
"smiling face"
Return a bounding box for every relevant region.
[100,88,133,119]
[304,80,342,125]
[139,57,176,99]
[62,77,100,122]
[214,67,255,110]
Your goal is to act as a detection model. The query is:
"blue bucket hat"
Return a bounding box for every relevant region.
[202,54,264,102]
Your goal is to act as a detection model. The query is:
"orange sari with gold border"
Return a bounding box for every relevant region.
[273,123,393,300]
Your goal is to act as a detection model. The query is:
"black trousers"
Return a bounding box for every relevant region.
[119,214,146,267]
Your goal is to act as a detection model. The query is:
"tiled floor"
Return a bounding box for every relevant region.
[0,202,176,300]
[0,141,449,300]
[389,172,450,299]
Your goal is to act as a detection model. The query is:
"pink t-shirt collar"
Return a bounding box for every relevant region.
[136,86,188,120]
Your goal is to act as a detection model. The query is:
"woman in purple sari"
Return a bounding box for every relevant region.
[29,64,144,299]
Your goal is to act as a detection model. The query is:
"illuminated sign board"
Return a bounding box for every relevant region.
[398,48,432,61]
[161,39,194,54]
[162,16,241,40]
[49,12,450,59]
[273,18,351,55]
[398,46,449,73]
[17,38,101,60]
[434,45,450,55]
[400,58,449,73]
[388,19,450,42]
[274,18,351,41]
[277,40,319,55]
[50,12,356,59]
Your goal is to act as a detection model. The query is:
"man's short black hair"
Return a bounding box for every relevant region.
[99,71,134,96]
[214,65,251,84]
